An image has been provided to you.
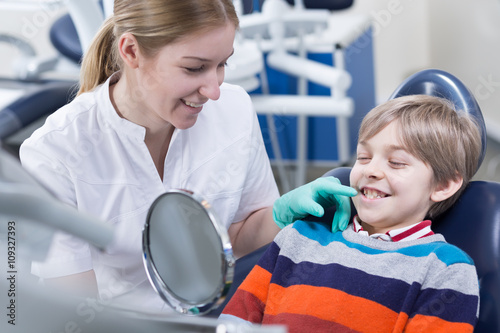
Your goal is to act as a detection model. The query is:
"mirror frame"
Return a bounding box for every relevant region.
[142,189,235,315]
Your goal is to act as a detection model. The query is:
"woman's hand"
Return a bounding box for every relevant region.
[272,177,358,232]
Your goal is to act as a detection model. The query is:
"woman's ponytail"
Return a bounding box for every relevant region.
[77,17,119,96]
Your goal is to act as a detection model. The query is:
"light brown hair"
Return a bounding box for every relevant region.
[77,0,239,95]
[358,94,482,218]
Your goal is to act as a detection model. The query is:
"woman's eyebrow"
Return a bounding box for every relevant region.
[182,56,210,62]
[182,49,235,62]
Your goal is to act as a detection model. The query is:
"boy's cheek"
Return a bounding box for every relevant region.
[350,194,360,211]
[349,168,361,189]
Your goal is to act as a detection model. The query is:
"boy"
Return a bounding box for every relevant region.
[219,95,481,332]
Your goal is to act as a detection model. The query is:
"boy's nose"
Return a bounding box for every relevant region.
[364,160,384,179]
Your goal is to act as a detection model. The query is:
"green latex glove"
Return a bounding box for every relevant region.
[273,176,358,232]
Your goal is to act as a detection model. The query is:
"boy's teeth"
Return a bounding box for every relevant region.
[364,189,384,199]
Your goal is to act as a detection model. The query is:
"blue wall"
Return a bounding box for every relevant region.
[253,27,376,163]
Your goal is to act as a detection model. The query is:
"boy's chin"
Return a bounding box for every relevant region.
[357,217,387,233]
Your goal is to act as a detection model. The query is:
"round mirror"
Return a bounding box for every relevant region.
[142,189,235,315]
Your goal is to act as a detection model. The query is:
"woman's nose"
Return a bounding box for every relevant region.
[199,70,222,100]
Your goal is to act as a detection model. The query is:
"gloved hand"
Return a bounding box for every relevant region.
[273,176,358,233]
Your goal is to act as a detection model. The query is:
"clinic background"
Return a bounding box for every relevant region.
[1,0,500,186]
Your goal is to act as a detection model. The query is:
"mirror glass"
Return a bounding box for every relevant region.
[143,189,234,315]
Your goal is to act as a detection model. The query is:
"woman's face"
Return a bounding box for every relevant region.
[131,23,236,130]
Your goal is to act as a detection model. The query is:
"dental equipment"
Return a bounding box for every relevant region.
[0,147,113,255]
[226,0,359,191]
[0,142,285,332]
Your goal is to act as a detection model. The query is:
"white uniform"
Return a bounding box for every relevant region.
[20,73,279,311]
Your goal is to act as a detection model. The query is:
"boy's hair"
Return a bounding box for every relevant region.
[358,94,482,218]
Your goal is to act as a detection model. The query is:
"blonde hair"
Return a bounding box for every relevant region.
[358,95,482,218]
[77,0,239,95]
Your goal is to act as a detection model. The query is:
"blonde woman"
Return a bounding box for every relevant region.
[20,0,355,310]
[20,0,282,310]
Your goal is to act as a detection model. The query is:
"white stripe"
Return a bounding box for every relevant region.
[405,227,433,240]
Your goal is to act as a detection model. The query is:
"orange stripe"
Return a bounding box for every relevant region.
[238,265,272,304]
[265,284,398,332]
[405,314,474,333]
[393,312,409,332]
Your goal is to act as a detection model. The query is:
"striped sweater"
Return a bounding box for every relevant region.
[220,220,479,332]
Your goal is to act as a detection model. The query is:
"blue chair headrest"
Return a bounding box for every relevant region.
[49,14,82,64]
[389,69,487,170]
[284,0,354,10]
[242,0,354,14]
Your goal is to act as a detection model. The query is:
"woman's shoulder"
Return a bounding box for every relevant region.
[22,89,100,146]
[220,82,251,98]
[216,83,253,113]
[195,83,257,136]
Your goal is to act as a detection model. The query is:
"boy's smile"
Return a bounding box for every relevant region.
[361,187,390,200]
[350,121,439,235]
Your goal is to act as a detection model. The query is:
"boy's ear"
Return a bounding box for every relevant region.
[118,33,140,69]
[430,177,463,203]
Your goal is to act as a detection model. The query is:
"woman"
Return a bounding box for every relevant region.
[20,0,280,310]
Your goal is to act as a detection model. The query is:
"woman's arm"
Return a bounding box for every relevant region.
[228,206,279,258]
[45,269,99,298]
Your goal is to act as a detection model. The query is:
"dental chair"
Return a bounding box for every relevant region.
[0,1,106,150]
[211,69,500,332]
[241,0,354,13]
[0,13,79,148]
[0,10,80,143]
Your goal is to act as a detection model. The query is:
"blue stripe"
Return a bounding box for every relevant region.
[293,220,474,266]
[270,255,411,313]
[257,241,281,274]
[410,288,479,325]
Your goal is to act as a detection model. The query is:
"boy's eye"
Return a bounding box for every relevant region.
[389,161,406,167]
[357,156,371,163]
[218,62,228,68]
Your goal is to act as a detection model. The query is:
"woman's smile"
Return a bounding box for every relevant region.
[181,99,204,108]
[180,98,205,115]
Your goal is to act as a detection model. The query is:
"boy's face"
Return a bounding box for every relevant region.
[350,121,440,235]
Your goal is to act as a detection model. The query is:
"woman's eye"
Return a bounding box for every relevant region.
[218,62,228,68]
[185,66,205,73]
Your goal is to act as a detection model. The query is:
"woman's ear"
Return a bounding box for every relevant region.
[430,177,463,203]
[118,33,140,69]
